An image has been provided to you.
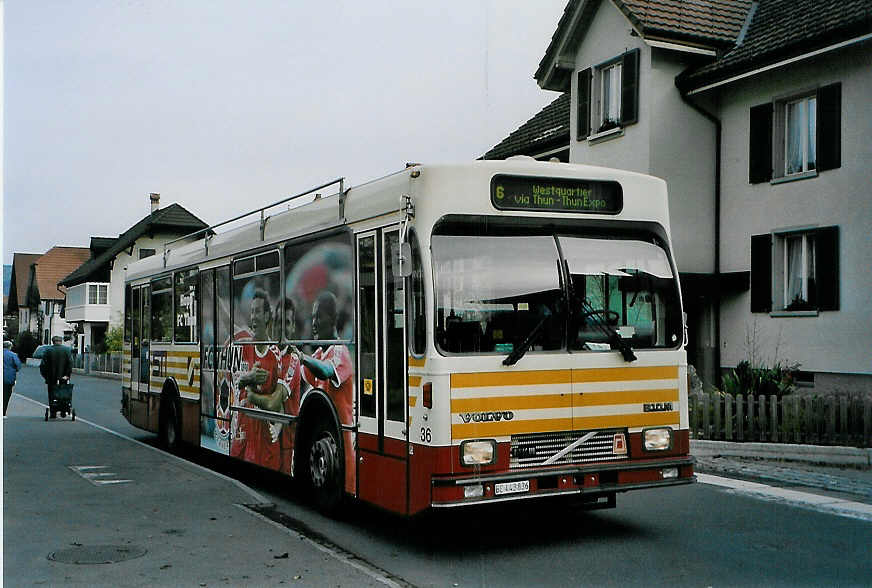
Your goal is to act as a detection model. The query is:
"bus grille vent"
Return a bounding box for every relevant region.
[509,430,628,469]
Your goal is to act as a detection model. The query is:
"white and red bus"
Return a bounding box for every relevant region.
[122,159,695,515]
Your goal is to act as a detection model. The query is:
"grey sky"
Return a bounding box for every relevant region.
[3,1,566,264]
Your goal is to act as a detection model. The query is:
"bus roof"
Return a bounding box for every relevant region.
[125,159,670,282]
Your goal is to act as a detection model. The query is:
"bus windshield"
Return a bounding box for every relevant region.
[432,222,682,355]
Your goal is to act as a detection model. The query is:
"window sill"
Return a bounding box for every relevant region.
[588,127,624,144]
[771,170,818,185]
[769,310,819,318]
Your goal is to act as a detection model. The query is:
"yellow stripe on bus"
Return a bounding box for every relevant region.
[575,388,679,406]
[451,393,571,412]
[571,365,678,382]
[408,375,422,387]
[451,412,679,438]
[409,396,418,407]
[451,370,572,388]
[408,357,426,368]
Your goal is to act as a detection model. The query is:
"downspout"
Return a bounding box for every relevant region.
[677,84,722,387]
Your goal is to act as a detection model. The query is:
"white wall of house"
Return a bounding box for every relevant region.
[108,232,201,329]
[716,43,872,390]
[570,2,650,173]
[568,1,716,274]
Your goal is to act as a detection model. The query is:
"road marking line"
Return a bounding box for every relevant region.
[697,473,872,522]
[19,394,269,505]
[236,504,410,588]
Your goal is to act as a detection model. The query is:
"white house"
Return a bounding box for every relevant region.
[59,194,208,352]
[485,0,872,394]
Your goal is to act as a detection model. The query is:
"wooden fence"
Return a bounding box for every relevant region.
[689,392,872,448]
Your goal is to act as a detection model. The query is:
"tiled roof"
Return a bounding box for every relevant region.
[60,203,208,286]
[8,253,41,310]
[615,0,753,46]
[33,247,91,301]
[679,0,872,91]
[536,0,753,87]
[481,93,570,160]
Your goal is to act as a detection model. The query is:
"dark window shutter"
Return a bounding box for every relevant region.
[816,83,841,172]
[577,68,592,140]
[620,48,640,125]
[749,103,773,184]
[750,234,772,312]
[815,226,839,310]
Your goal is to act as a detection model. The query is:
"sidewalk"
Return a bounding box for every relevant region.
[2,395,386,587]
[691,440,872,506]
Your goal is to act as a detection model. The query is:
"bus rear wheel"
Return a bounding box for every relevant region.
[159,397,180,451]
[306,420,343,514]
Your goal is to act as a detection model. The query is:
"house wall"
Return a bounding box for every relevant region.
[568,2,716,275]
[570,1,650,173]
[109,232,201,328]
[716,43,872,391]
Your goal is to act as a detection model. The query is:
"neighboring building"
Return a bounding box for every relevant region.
[22,247,91,345]
[485,0,872,393]
[6,256,41,338]
[59,193,208,352]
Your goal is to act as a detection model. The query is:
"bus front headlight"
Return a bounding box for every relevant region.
[643,428,672,451]
[461,440,497,466]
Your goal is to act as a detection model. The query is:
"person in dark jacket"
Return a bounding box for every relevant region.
[40,336,72,418]
[3,341,22,416]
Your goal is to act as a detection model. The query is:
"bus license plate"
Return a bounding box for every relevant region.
[494,480,529,496]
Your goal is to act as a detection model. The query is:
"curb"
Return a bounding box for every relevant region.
[691,439,872,468]
[71,368,122,380]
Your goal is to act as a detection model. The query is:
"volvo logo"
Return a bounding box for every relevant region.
[459,411,515,424]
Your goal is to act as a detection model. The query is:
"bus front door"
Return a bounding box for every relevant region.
[356,227,409,514]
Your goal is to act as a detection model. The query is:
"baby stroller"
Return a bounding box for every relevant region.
[46,379,76,421]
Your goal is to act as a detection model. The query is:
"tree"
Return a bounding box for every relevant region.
[105,326,124,353]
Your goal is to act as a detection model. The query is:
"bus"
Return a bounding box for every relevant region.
[122,159,695,515]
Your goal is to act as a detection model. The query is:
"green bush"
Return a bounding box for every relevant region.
[722,359,797,397]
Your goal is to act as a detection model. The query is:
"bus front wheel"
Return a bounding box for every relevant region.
[306,420,343,514]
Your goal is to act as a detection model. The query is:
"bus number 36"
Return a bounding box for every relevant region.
[420,427,432,443]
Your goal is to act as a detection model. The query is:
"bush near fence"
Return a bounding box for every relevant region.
[72,352,123,375]
[689,391,872,448]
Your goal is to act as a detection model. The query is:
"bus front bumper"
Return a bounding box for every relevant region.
[430,456,695,508]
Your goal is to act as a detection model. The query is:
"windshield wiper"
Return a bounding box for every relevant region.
[503,316,548,366]
[579,299,637,363]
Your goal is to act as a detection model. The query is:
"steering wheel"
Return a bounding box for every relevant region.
[581,309,620,324]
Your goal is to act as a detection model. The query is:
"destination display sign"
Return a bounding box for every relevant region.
[490,175,623,214]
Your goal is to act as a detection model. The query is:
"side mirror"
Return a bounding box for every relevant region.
[391,242,413,278]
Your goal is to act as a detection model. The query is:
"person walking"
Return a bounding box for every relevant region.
[3,341,22,416]
[40,336,72,419]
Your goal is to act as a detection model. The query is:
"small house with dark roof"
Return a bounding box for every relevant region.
[7,252,42,338]
[59,194,208,352]
[12,247,92,345]
[485,0,872,393]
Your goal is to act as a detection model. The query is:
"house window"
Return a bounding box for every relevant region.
[598,61,622,132]
[139,248,156,260]
[576,48,639,140]
[784,95,816,175]
[783,232,816,310]
[750,227,839,313]
[88,284,108,305]
[749,83,841,183]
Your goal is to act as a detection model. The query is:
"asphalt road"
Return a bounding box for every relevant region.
[6,367,871,587]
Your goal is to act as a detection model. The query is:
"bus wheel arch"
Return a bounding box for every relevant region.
[158,379,181,451]
[296,391,344,514]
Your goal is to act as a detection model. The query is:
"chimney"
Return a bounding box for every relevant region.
[150,193,160,214]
